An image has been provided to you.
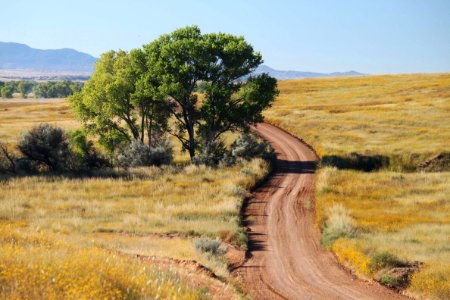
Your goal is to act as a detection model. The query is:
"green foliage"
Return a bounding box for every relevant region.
[380,275,403,288]
[17,81,34,98]
[33,81,82,98]
[68,129,109,170]
[70,26,277,161]
[1,85,14,98]
[369,252,407,272]
[143,25,278,160]
[69,50,170,155]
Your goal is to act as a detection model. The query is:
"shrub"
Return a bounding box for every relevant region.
[321,204,357,248]
[321,153,389,172]
[18,124,72,172]
[117,139,173,168]
[193,140,230,167]
[231,133,275,162]
[369,252,407,272]
[68,129,109,171]
[380,275,401,288]
[194,238,227,255]
[0,142,15,173]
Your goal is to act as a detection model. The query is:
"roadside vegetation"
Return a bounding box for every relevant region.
[0,26,276,299]
[266,73,450,299]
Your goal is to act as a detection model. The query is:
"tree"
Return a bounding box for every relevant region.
[1,85,13,98]
[70,26,278,162]
[69,50,170,154]
[144,26,278,160]
[17,81,35,98]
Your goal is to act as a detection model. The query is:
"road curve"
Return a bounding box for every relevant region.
[234,123,407,300]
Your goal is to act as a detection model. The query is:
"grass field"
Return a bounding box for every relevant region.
[265,73,450,169]
[266,73,450,299]
[0,98,269,299]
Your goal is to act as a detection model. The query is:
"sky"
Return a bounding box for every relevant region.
[2,0,450,74]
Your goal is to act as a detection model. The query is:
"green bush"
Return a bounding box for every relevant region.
[369,252,407,272]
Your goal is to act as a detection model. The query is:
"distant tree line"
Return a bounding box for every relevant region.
[0,80,83,98]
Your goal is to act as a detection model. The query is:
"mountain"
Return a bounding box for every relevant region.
[253,65,364,80]
[0,42,97,72]
[0,42,364,79]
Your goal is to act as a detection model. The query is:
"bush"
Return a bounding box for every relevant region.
[321,153,389,172]
[231,133,275,162]
[193,140,230,167]
[18,124,72,172]
[68,129,109,171]
[117,139,173,168]
[321,204,357,248]
[194,238,227,255]
[369,252,407,272]
[0,142,15,173]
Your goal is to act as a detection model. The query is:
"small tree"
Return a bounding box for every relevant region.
[18,123,72,171]
[1,85,13,98]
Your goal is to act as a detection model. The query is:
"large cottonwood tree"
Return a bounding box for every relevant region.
[70,26,278,161]
[143,26,278,159]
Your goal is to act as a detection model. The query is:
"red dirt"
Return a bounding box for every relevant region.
[234,123,409,300]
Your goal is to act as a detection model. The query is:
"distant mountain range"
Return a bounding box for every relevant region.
[0,42,364,79]
[253,65,364,79]
[0,42,97,73]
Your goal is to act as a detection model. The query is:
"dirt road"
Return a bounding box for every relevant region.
[235,123,407,300]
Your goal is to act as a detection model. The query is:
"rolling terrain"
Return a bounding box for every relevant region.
[263,73,450,299]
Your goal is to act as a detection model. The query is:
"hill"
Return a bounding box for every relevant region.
[253,65,364,80]
[0,42,97,72]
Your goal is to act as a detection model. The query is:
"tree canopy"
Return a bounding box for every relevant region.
[69,25,278,161]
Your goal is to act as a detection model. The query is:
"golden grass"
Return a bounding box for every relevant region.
[265,73,450,158]
[0,160,268,238]
[267,74,450,299]
[0,98,270,298]
[0,225,207,300]
[0,99,77,144]
[317,167,450,299]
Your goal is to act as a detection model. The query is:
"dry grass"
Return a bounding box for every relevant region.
[317,168,450,299]
[267,74,450,299]
[265,73,450,159]
[0,98,270,298]
[0,224,209,300]
[0,98,77,144]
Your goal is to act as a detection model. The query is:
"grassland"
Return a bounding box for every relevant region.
[265,73,450,165]
[0,98,270,298]
[266,73,450,299]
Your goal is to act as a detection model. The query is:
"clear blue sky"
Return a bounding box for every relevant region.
[3,0,450,74]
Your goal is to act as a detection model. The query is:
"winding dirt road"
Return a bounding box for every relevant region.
[235,123,407,300]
